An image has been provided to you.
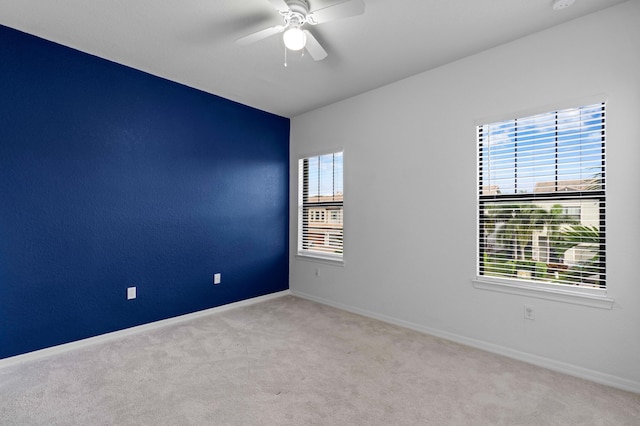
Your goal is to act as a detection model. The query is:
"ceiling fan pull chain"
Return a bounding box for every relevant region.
[284,44,288,67]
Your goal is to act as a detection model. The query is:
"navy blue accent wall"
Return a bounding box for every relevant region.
[0,25,289,359]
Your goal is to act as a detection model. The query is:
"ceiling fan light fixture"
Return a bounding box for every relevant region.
[283,27,307,51]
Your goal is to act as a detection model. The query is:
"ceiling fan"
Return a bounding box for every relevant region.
[237,0,365,61]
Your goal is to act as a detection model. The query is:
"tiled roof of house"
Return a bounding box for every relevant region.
[533,179,599,193]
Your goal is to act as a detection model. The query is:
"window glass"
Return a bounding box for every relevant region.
[478,104,605,288]
[298,152,343,260]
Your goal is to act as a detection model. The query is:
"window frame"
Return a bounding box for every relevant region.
[473,101,613,309]
[296,150,344,265]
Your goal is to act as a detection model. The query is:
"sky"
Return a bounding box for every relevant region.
[480,103,604,194]
[306,151,343,198]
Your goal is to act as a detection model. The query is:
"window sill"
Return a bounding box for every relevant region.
[295,252,344,266]
[472,276,614,309]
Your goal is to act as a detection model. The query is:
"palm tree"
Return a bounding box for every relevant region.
[556,224,603,286]
[483,203,521,260]
[540,204,580,263]
[557,224,600,248]
[483,203,547,279]
[508,205,548,261]
[584,169,604,191]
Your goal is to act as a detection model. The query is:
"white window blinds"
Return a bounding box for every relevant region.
[298,152,344,260]
[478,103,606,288]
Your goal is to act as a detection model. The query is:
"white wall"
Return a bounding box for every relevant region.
[289,1,640,392]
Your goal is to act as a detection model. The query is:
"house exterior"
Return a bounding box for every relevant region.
[304,194,343,254]
[531,180,601,266]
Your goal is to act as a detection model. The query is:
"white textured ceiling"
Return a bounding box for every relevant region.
[0,0,629,117]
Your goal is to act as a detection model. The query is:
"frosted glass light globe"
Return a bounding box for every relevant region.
[283,27,307,51]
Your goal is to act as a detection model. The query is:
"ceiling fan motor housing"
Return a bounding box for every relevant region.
[282,0,310,27]
[285,0,310,15]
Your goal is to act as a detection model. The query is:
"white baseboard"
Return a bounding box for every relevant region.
[0,290,290,369]
[291,290,640,395]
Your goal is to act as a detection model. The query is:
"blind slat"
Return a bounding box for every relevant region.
[478,103,606,289]
[298,152,344,257]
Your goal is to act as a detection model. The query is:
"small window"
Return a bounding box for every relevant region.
[298,151,344,261]
[563,206,581,222]
[478,103,606,289]
[328,208,342,224]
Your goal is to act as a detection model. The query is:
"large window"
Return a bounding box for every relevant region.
[298,151,344,261]
[478,103,606,289]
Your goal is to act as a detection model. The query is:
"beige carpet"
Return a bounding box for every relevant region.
[1,295,638,425]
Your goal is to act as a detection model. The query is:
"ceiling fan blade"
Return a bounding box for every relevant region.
[236,25,285,45]
[303,30,328,61]
[267,0,290,12]
[307,0,365,25]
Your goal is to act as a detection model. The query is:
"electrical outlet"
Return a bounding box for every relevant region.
[127,286,137,300]
[524,304,535,320]
[214,273,221,285]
